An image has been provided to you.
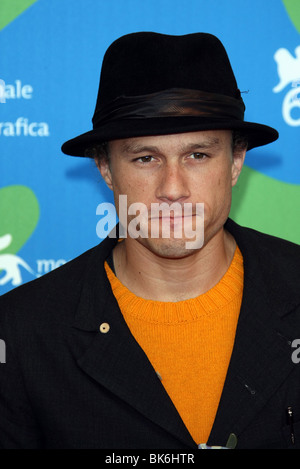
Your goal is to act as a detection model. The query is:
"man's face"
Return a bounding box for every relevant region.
[98,130,246,259]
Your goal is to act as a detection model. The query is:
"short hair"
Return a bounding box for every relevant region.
[85,142,110,161]
[232,130,248,153]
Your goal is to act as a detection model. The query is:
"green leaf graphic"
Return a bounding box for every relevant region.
[282,0,300,33]
[0,185,39,254]
[230,165,300,244]
[0,0,38,31]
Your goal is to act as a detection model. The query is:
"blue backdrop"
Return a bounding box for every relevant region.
[1,0,299,295]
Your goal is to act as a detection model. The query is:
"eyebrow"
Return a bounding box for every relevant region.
[181,139,221,151]
[121,137,221,154]
[121,143,160,154]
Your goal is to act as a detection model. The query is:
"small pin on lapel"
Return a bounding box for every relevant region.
[226,433,238,449]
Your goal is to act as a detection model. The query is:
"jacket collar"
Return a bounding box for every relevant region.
[72,233,195,447]
[71,219,300,448]
[224,218,300,316]
[207,219,300,446]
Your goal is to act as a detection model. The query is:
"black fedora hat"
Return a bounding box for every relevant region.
[61,32,278,156]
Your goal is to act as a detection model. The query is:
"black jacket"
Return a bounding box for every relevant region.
[0,219,300,449]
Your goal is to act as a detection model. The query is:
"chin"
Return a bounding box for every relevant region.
[143,238,201,259]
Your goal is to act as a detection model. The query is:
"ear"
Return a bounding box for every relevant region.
[231,148,246,187]
[95,157,113,190]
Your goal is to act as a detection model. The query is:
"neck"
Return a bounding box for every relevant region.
[112,227,236,302]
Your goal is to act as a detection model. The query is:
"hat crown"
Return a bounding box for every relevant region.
[95,32,240,114]
[61,31,278,157]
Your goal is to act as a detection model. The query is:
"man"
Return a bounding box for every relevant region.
[0,32,299,449]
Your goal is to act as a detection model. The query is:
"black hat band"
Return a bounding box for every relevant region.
[92,88,246,128]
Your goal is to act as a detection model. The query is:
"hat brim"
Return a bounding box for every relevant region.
[61,117,278,156]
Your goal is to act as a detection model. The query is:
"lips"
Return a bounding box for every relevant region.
[150,214,196,221]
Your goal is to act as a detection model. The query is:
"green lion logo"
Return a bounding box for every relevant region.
[0,185,39,287]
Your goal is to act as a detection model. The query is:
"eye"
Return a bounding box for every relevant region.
[189,152,208,160]
[134,155,155,164]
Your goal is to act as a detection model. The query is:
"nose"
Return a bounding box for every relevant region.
[156,162,190,202]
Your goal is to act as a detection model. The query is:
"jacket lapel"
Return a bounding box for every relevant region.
[207,274,296,446]
[207,219,300,447]
[71,235,196,448]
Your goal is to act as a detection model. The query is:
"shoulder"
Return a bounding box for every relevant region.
[226,218,300,261]
[1,245,91,305]
[0,236,115,324]
[226,218,300,306]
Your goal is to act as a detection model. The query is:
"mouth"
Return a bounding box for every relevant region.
[150,214,197,221]
[148,214,198,234]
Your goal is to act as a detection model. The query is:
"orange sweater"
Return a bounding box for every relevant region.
[104,246,243,444]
